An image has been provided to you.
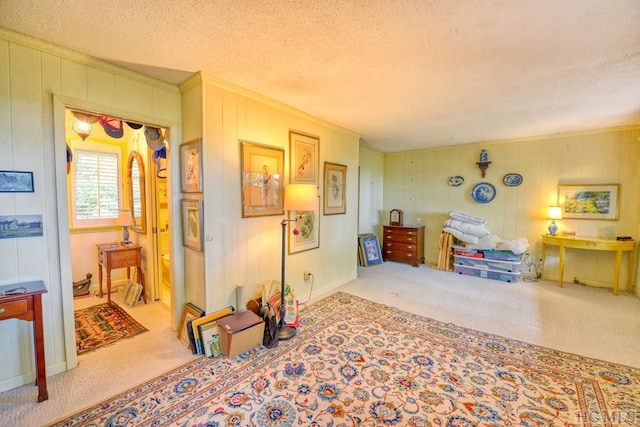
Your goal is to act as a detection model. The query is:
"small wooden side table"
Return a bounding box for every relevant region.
[97,243,146,305]
[0,280,48,402]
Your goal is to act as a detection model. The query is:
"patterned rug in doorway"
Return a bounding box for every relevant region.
[56,292,639,426]
[75,302,148,356]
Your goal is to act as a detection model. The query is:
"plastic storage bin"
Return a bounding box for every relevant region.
[454,264,521,282]
[454,255,521,272]
[481,250,523,262]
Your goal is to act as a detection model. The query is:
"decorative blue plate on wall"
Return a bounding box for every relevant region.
[503,173,523,187]
[471,182,496,203]
[448,175,464,186]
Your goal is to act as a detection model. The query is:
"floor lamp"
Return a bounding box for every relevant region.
[279,184,318,340]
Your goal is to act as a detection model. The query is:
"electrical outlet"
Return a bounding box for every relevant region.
[304,271,311,281]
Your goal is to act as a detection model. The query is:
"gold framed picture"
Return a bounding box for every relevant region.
[323,162,347,215]
[288,209,320,254]
[181,199,203,251]
[558,183,620,220]
[289,131,319,184]
[240,141,284,218]
[180,139,202,193]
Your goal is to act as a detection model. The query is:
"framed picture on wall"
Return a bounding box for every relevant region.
[240,141,284,218]
[558,183,619,220]
[323,162,347,215]
[289,131,319,184]
[180,139,203,193]
[181,199,204,251]
[0,170,34,192]
[288,209,320,254]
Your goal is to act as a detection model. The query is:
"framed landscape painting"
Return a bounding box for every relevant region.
[558,183,619,220]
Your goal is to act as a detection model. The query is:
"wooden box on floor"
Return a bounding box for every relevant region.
[217,310,264,358]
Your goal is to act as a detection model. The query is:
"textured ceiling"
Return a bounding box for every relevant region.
[1,1,639,152]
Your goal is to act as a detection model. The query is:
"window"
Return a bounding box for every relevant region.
[70,140,123,228]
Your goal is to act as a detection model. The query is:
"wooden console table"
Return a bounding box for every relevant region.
[541,235,636,295]
[0,281,48,402]
[97,243,146,305]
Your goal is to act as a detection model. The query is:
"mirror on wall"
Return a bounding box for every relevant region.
[128,151,146,234]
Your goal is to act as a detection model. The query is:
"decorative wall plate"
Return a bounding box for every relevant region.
[503,173,523,187]
[471,182,496,203]
[448,175,464,187]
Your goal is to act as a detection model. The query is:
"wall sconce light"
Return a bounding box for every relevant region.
[476,149,491,178]
[547,206,562,236]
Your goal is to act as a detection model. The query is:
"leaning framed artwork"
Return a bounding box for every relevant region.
[288,210,320,254]
[181,199,204,251]
[180,139,202,193]
[323,162,347,215]
[0,170,34,192]
[240,141,284,218]
[177,303,205,349]
[289,131,319,184]
[558,183,620,220]
[359,235,382,266]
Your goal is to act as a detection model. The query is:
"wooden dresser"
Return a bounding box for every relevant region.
[382,225,425,267]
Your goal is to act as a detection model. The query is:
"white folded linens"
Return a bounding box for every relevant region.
[443,227,480,244]
[444,219,490,237]
[449,211,486,225]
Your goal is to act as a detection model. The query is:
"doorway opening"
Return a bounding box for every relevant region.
[64,107,172,353]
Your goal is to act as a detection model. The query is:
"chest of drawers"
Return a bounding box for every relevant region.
[382,225,425,267]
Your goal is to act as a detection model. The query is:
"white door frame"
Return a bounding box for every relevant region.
[53,95,184,369]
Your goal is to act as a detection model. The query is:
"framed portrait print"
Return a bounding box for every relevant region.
[181,199,204,251]
[558,183,619,220]
[180,139,202,193]
[323,162,347,215]
[288,210,320,254]
[240,141,284,217]
[289,131,319,184]
[0,170,34,192]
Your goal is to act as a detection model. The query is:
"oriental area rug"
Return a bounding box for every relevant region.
[74,302,148,356]
[55,292,639,426]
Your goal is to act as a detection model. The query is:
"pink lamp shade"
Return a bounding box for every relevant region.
[116,210,134,244]
[116,210,134,227]
[283,184,318,212]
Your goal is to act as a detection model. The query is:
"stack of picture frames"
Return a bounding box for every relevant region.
[177,303,235,357]
[358,233,383,267]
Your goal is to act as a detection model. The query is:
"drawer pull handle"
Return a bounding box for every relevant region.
[0,308,5,313]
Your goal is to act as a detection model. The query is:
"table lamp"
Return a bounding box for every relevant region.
[547,206,562,236]
[278,184,318,340]
[116,210,134,245]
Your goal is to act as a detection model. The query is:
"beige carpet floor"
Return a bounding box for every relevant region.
[1,262,639,426]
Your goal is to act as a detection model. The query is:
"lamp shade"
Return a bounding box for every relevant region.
[116,210,134,227]
[547,206,563,220]
[283,184,318,212]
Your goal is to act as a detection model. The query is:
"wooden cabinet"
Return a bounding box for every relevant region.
[0,281,48,402]
[382,225,425,267]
